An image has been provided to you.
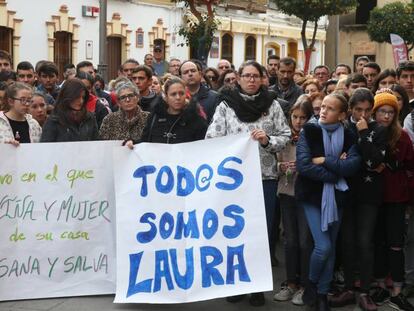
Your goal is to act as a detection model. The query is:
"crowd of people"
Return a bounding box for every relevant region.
[0,47,414,311]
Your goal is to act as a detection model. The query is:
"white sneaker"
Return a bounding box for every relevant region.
[273,287,297,301]
[292,288,305,306]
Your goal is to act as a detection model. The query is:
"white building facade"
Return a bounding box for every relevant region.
[0,0,326,80]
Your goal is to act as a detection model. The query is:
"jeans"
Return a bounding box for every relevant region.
[262,180,278,249]
[374,203,406,285]
[341,202,378,292]
[405,212,414,285]
[280,194,313,286]
[301,201,343,294]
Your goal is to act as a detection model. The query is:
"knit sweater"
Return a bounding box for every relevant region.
[206,97,290,180]
[382,130,414,203]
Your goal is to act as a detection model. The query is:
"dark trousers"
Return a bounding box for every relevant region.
[263,180,279,250]
[374,203,406,286]
[280,194,313,286]
[341,202,378,292]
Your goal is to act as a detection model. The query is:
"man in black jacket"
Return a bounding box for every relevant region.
[180,60,218,123]
[271,57,303,109]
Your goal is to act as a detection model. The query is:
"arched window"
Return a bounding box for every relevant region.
[221,33,233,64]
[287,41,298,60]
[54,31,72,81]
[245,35,256,61]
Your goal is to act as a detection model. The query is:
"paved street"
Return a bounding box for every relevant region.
[1,246,412,311]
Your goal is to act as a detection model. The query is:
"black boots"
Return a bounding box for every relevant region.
[303,281,330,311]
[303,281,318,306]
[316,294,330,311]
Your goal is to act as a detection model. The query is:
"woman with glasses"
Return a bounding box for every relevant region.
[206,60,291,307]
[217,69,238,89]
[204,67,220,90]
[370,90,414,311]
[100,82,149,141]
[40,79,99,142]
[0,82,42,144]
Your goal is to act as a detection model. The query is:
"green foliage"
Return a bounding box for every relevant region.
[271,0,358,22]
[177,15,219,50]
[270,0,357,73]
[367,2,414,51]
[171,0,220,60]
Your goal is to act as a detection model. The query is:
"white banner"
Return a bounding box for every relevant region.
[113,135,273,304]
[0,141,118,301]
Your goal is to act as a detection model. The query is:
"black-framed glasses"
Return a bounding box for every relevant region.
[241,74,261,81]
[118,93,136,102]
[12,97,32,105]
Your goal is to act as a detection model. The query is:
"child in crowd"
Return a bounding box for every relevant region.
[295,93,361,311]
[273,95,314,306]
[0,82,42,144]
[371,91,414,311]
[330,88,387,311]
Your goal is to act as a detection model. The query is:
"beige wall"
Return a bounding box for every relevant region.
[326,0,413,71]
[338,30,396,70]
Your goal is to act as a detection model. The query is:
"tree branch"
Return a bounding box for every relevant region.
[301,19,308,50]
[309,19,318,49]
[203,0,214,18]
[188,0,203,22]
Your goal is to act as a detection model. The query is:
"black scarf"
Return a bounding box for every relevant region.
[219,85,274,122]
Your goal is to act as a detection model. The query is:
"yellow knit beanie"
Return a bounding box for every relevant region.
[373,92,399,113]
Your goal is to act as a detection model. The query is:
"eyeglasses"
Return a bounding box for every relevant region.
[241,74,261,81]
[377,109,395,117]
[118,93,136,102]
[12,97,32,105]
[218,66,230,70]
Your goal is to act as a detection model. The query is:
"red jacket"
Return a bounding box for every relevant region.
[383,130,414,203]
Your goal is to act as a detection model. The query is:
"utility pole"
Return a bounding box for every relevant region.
[98,0,108,84]
[335,15,339,66]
